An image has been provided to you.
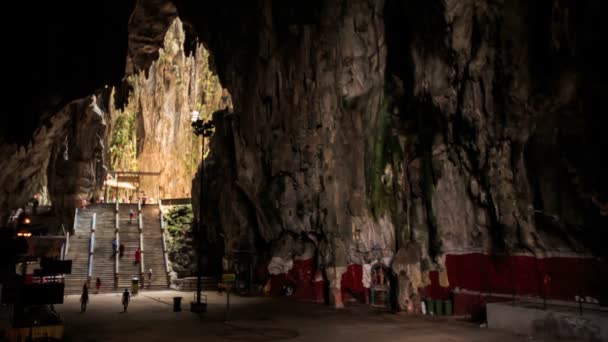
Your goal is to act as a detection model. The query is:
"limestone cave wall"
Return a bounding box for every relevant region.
[0,0,606,307]
[180,0,608,306]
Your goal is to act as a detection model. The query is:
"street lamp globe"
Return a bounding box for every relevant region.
[191,110,200,122]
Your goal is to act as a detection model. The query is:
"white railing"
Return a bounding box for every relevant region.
[114,201,120,289]
[138,201,145,281]
[158,199,171,286]
[87,213,96,280]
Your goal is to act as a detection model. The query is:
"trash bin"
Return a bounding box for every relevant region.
[131,277,139,295]
[173,297,182,312]
[434,299,444,315]
[424,299,434,315]
[443,300,453,315]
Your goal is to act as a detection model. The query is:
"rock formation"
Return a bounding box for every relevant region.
[107,17,227,199]
[1,0,606,310]
[182,0,608,307]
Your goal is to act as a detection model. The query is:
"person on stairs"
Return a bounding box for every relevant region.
[129,209,135,224]
[119,243,125,259]
[148,268,153,288]
[134,247,141,265]
[80,283,89,312]
[96,277,101,294]
[122,288,130,313]
[112,238,118,258]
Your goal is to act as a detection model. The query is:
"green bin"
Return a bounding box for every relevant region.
[131,277,139,295]
[443,300,453,315]
[424,299,434,314]
[434,299,444,315]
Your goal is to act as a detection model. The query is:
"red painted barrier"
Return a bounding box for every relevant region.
[340,264,364,301]
[422,253,608,315]
[268,253,608,315]
[269,259,317,300]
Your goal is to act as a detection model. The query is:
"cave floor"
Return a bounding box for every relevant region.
[53,290,572,342]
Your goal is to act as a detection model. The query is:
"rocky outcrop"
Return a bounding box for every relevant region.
[47,96,107,223]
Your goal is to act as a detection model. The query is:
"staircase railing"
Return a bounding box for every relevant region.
[114,201,120,289]
[158,199,171,286]
[87,213,97,286]
[61,224,70,261]
[138,201,145,284]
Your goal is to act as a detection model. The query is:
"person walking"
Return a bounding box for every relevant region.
[112,238,118,257]
[129,209,135,224]
[119,243,125,259]
[95,277,102,294]
[80,283,89,312]
[134,247,141,265]
[142,192,147,207]
[148,268,153,288]
[122,289,130,313]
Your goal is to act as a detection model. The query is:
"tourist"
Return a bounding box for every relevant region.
[122,289,130,313]
[119,243,125,259]
[142,192,147,206]
[129,209,135,224]
[96,277,102,294]
[31,194,39,215]
[112,238,118,257]
[134,247,141,265]
[148,268,153,288]
[80,283,89,312]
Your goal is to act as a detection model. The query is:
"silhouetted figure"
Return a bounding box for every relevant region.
[31,195,39,215]
[119,243,125,258]
[122,289,130,312]
[142,192,147,207]
[80,284,89,312]
[96,277,101,294]
[148,268,153,288]
[129,209,135,224]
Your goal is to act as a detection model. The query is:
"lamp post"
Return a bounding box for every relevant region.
[190,110,214,312]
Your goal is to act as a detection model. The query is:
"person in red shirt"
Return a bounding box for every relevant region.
[134,247,141,265]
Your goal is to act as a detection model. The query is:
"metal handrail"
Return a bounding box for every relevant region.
[158,198,171,286]
[87,213,97,280]
[138,201,145,281]
[114,201,120,289]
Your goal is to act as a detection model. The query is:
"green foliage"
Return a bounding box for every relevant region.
[164,205,193,238]
[109,110,137,171]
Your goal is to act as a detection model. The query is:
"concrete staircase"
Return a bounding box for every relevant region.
[117,204,142,289]
[64,208,93,295]
[64,203,169,294]
[142,205,169,289]
[90,204,116,293]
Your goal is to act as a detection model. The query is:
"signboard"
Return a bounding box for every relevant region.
[222,273,236,283]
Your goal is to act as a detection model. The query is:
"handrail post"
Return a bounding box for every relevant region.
[114,201,120,289]
[159,199,171,287]
[87,213,97,287]
[138,201,145,286]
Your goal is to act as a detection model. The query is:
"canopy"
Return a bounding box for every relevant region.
[104,179,136,189]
